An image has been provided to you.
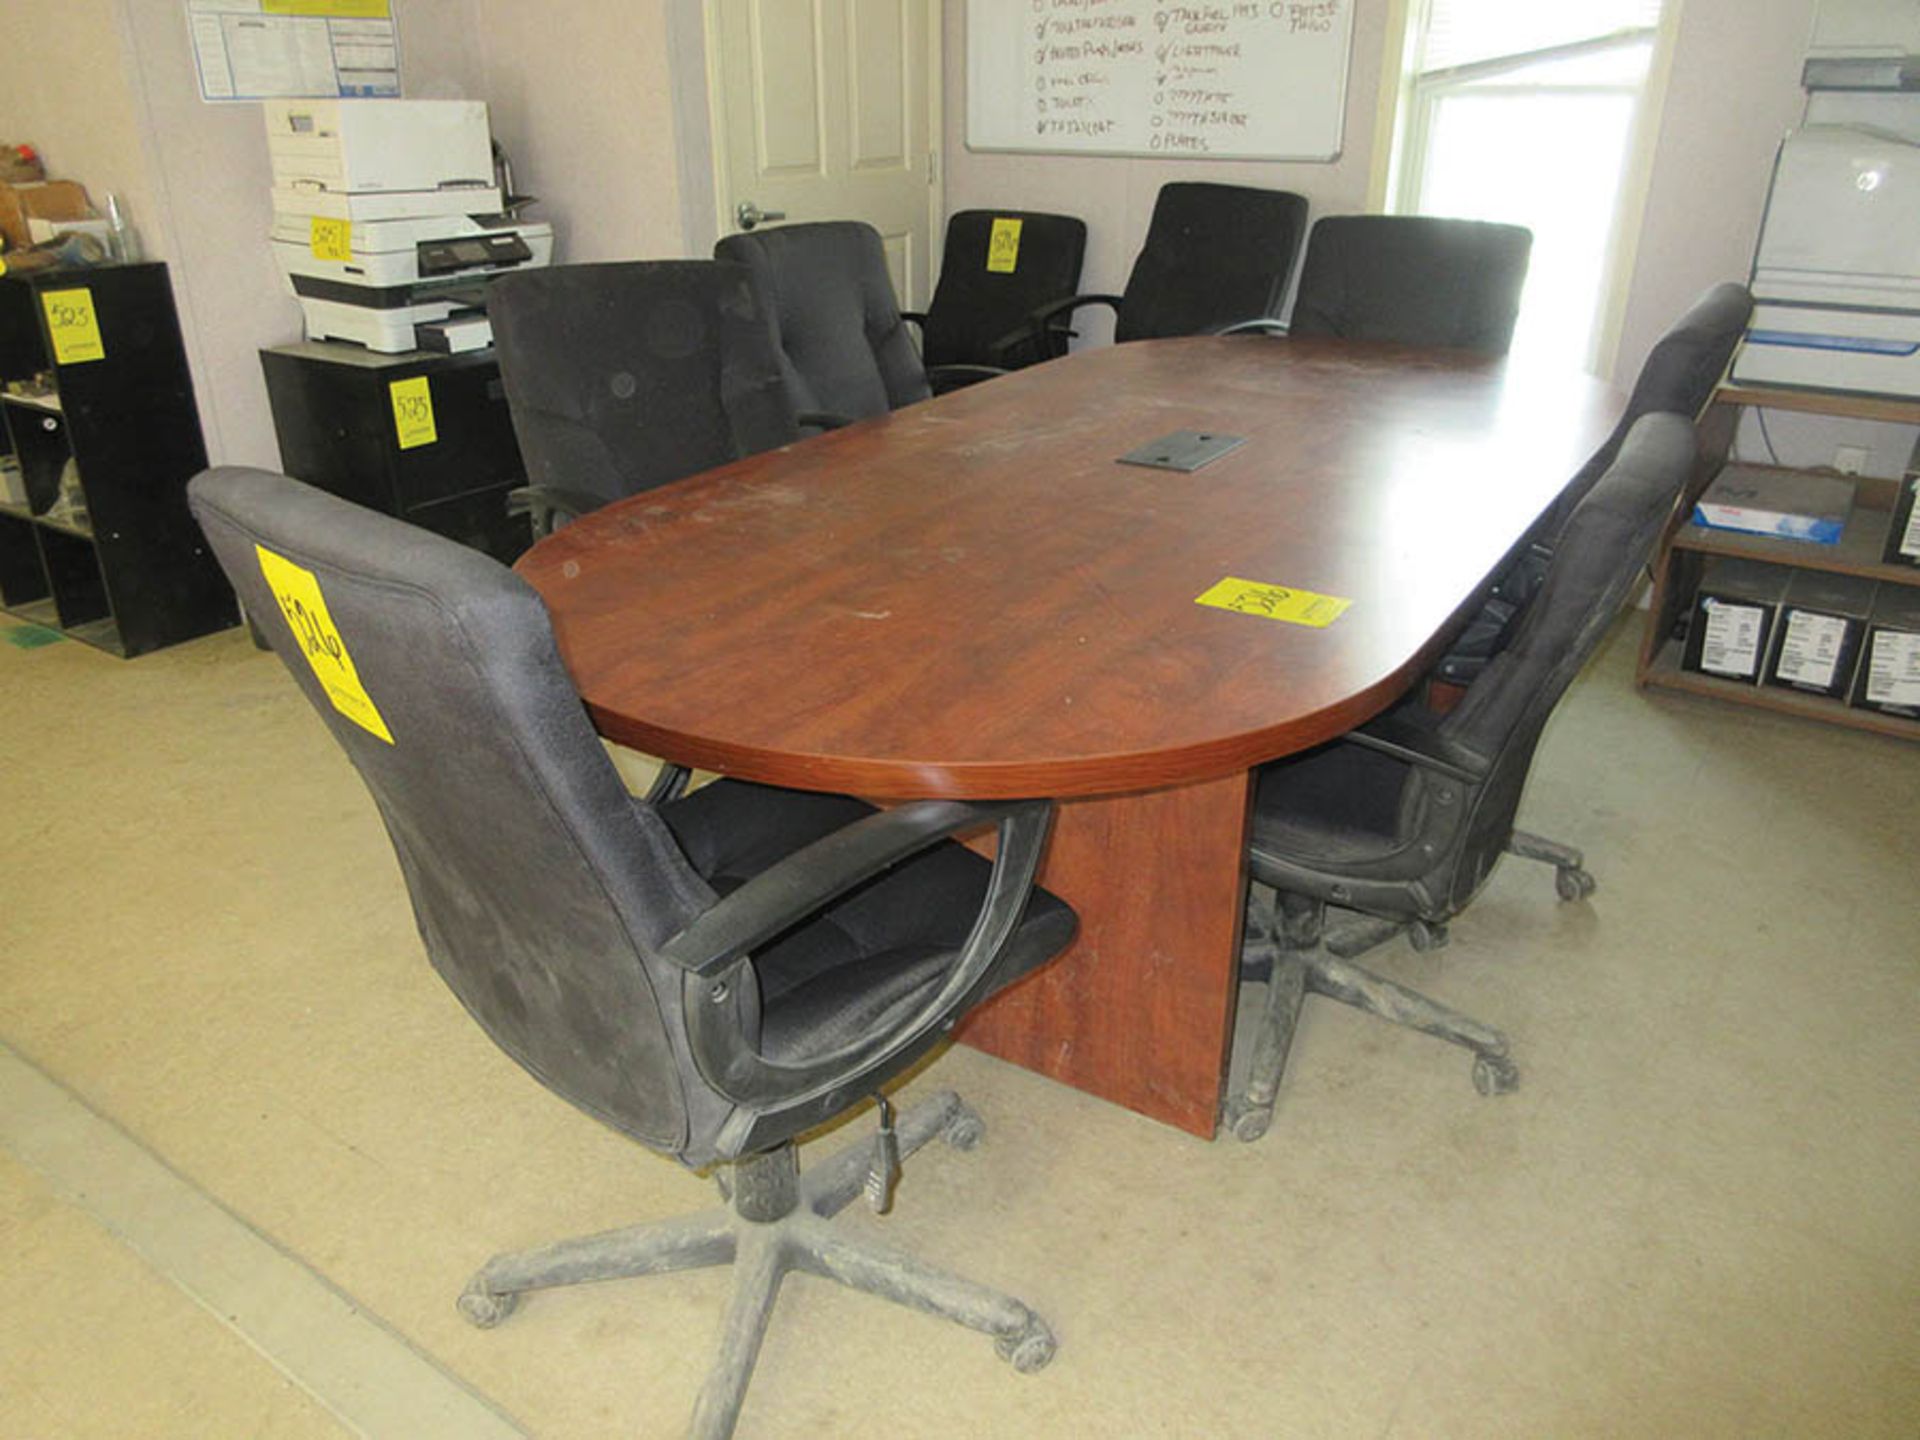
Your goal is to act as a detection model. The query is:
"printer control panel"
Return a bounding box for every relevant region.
[416,233,534,276]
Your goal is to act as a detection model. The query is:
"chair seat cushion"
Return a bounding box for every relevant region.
[659,780,1074,1063]
[1249,739,1412,872]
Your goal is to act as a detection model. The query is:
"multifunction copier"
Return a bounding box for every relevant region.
[265,99,552,353]
[1733,123,1920,396]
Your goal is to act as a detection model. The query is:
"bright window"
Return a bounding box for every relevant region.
[1388,0,1666,372]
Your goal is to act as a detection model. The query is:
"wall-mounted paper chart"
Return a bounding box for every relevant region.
[968,0,1355,161]
[189,0,400,102]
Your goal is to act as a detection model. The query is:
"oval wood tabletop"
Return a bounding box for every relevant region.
[516,336,1620,798]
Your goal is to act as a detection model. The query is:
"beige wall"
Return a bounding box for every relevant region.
[1610,0,1814,387]
[0,1,161,273]
[464,0,686,264]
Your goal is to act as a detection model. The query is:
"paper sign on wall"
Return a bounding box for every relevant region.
[389,375,438,450]
[987,217,1023,273]
[1195,577,1351,628]
[42,288,106,365]
[189,0,400,102]
[255,544,394,742]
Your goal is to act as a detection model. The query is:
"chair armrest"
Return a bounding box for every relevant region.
[795,409,855,433]
[507,484,607,539]
[663,799,1039,979]
[1213,318,1290,337]
[670,799,1057,1110]
[1348,711,1491,785]
[989,293,1122,358]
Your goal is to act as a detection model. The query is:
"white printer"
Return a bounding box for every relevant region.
[1733,124,1920,396]
[264,99,552,353]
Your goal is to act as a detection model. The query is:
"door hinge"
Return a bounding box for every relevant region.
[928,148,938,186]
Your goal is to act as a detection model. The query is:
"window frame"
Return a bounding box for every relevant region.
[1368,0,1686,378]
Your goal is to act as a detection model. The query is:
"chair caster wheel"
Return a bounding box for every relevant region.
[1226,1105,1272,1143]
[942,1102,986,1152]
[996,1316,1058,1374]
[1472,1053,1520,1096]
[1408,920,1450,953]
[457,1282,519,1329]
[1555,866,1596,902]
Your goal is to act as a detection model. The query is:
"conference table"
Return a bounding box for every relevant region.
[515,336,1619,1139]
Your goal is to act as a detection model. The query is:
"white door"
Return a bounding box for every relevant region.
[708,0,939,309]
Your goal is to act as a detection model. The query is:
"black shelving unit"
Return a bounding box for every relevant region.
[0,263,236,656]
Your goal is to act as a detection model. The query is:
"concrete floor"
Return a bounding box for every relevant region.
[1,612,1916,1438]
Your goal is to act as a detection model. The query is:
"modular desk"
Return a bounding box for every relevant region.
[516,337,1618,1137]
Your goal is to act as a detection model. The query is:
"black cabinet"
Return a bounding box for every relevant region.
[259,342,530,564]
[0,263,236,656]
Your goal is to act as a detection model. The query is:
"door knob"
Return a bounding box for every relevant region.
[735,200,787,231]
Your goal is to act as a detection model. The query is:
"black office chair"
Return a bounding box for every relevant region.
[901,209,1088,390]
[1224,414,1699,1142]
[1434,281,1753,687]
[487,260,799,539]
[1276,215,1535,353]
[715,220,930,432]
[188,468,1077,1439]
[995,182,1309,357]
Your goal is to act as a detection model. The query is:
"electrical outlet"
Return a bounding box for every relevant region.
[1835,444,1869,475]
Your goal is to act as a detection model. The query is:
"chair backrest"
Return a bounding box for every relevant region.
[920,209,1087,369]
[1422,413,1698,910]
[714,221,930,421]
[1114,182,1309,343]
[188,467,731,1165]
[1553,281,1752,521]
[1287,215,1534,354]
[487,260,797,513]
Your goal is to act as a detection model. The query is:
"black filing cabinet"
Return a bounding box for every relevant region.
[259,342,530,564]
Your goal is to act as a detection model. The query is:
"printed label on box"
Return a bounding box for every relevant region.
[1774,610,1848,691]
[1700,598,1764,678]
[1864,630,1920,708]
[1901,497,1920,561]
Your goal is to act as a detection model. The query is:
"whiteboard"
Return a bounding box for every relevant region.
[967,0,1355,161]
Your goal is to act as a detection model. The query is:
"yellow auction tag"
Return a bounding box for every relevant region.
[389,375,438,449]
[987,217,1023,274]
[42,288,106,365]
[255,544,395,743]
[310,216,353,262]
[1195,577,1352,628]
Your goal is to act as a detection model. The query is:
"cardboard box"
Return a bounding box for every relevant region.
[1884,474,1920,568]
[1693,463,1853,544]
[1763,570,1876,699]
[1683,557,1789,683]
[1849,585,1920,719]
[0,179,93,252]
